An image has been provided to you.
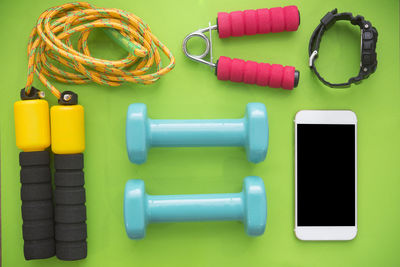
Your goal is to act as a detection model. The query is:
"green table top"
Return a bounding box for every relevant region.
[1,0,399,266]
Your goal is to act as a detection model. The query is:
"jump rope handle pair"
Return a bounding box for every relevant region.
[14,89,86,261]
[183,6,300,89]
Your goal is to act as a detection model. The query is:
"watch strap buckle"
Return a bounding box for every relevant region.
[309,50,318,67]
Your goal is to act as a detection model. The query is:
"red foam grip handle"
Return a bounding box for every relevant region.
[217,6,299,38]
[217,56,297,90]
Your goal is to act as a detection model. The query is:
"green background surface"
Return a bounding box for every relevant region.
[0,0,399,266]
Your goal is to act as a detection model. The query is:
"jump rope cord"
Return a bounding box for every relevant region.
[25,2,175,99]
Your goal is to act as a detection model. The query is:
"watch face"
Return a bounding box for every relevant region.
[360,23,378,75]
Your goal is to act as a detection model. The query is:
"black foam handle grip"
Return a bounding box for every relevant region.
[19,151,55,260]
[54,153,87,261]
[54,154,87,261]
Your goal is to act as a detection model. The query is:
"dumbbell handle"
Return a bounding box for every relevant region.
[149,119,245,147]
[217,6,300,38]
[148,193,244,222]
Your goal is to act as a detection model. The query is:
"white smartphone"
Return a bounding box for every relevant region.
[294,110,357,241]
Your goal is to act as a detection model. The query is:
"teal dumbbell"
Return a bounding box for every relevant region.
[124,176,267,239]
[126,103,269,164]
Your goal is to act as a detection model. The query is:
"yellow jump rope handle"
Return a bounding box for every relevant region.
[14,96,55,260]
[51,97,86,261]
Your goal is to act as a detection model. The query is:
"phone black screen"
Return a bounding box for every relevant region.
[297,124,356,226]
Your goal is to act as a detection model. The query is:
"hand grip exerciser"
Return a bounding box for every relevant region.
[14,88,55,260]
[124,176,267,239]
[51,92,87,261]
[126,103,268,164]
[183,6,300,89]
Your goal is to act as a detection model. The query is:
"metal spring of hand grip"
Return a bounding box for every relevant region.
[182,23,217,68]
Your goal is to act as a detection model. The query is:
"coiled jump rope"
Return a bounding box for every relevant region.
[14,2,175,261]
[25,1,175,98]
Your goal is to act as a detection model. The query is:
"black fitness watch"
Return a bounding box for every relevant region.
[308,8,378,88]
